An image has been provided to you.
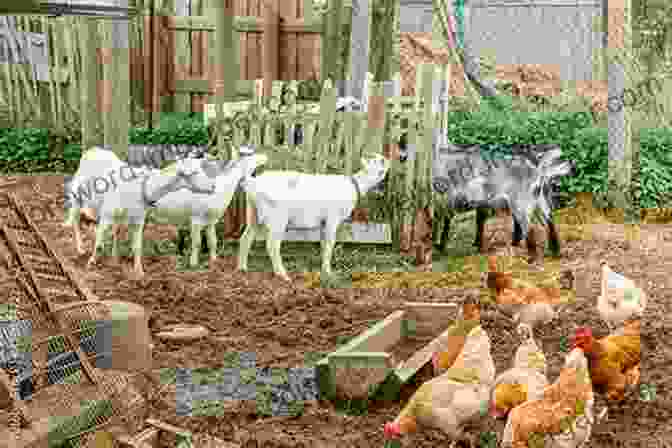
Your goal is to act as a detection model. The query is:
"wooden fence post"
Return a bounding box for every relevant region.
[212,0,241,235]
[173,0,191,115]
[321,0,344,85]
[81,19,103,149]
[607,0,633,222]
[101,9,131,161]
[263,0,280,96]
[345,0,370,104]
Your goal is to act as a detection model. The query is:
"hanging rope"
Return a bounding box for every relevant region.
[453,0,465,50]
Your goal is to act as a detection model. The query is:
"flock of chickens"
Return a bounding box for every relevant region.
[383,256,646,448]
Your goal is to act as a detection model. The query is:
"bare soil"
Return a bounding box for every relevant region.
[2,175,671,448]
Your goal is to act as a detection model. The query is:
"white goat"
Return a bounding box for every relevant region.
[86,157,219,277]
[149,152,268,267]
[64,146,126,255]
[238,154,390,281]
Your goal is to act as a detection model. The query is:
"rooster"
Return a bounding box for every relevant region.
[597,262,646,332]
[383,298,495,448]
[571,319,640,403]
[483,255,564,327]
[489,323,549,419]
[501,347,603,448]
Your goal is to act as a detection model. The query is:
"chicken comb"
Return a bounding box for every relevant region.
[574,327,593,338]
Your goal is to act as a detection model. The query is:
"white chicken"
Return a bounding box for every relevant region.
[489,323,549,419]
[383,299,495,448]
[501,347,606,448]
[597,262,646,332]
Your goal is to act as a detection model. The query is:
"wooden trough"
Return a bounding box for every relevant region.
[316,302,459,401]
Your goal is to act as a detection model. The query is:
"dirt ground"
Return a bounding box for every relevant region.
[2,175,671,447]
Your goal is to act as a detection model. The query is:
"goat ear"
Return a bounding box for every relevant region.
[545,161,571,178]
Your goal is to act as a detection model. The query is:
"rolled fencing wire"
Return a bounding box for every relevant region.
[175,367,192,416]
[0,319,33,400]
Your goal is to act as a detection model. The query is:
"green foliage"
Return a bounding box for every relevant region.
[0,127,50,161]
[444,104,672,210]
[130,114,209,146]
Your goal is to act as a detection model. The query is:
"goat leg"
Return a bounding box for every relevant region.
[237,223,257,272]
[189,224,202,267]
[267,235,290,281]
[207,223,217,264]
[87,222,109,269]
[131,222,145,278]
[111,223,120,262]
[321,226,338,277]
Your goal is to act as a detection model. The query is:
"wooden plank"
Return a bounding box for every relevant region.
[395,325,453,384]
[342,310,403,354]
[190,0,205,113]
[345,0,370,101]
[328,352,393,369]
[80,19,100,148]
[145,418,191,437]
[263,0,280,95]
[131,427,158,447]
[168,15,323,33]
[238,0,249,79]
[402,301,458,338]
[283,0,298,80]
[173,78,211,93]
[173,1,191,114]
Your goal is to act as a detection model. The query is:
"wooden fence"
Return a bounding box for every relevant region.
[0,0,353,129]
[207,62,449,250]
[150,0,326,117]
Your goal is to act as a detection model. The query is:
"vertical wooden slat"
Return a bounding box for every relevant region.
[239,0,249,79]
[321,0,343,85]
[174,0,191,114]
[150,6,164,125]
[191,0,208,112]
[64,17,80,126]
[302,119,316,168]
[162,0,176,116]
[607,0,633,219]
[101,11,131,161]
[51,18,65,131]
[314,79,337,173]
[263,0,280,95]
[81,18,101,149]
[281,0,298,80]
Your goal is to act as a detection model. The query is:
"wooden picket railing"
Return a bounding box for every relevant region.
[207,62,450,247]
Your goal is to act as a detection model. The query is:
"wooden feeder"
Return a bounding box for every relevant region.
[316,302,459,402]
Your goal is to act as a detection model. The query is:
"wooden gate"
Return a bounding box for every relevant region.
[137,0,323,117]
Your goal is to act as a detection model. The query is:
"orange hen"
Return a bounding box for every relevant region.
[485,256,562,306]
[571,319,640,402]
[484,255,563,327]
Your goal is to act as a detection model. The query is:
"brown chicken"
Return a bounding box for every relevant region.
[489,323,549,419]
[571,319,641,402]
[502,347,597,448]
[483,255,564,327]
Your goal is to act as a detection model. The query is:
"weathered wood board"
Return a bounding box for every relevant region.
[316,302,458,401]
